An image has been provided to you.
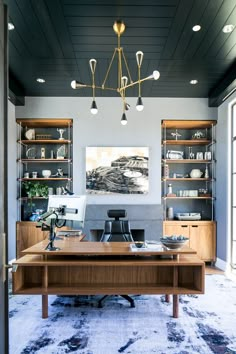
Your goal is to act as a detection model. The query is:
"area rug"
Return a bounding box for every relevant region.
[9,274,236,354]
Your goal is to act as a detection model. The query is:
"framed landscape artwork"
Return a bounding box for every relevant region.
[86,147,149,194]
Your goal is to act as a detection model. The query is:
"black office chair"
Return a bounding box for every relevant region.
[98,209,135,308]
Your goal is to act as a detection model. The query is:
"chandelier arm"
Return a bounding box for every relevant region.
[121,50,133,85]
[118,49,122,89]
[102,49,118,89]
[138,65,141,97]
[119,75,154,92]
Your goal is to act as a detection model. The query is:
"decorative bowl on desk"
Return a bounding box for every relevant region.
[160,235,189,250]
[134,241,145,248]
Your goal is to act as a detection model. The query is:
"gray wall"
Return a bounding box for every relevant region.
[7,96,217,260]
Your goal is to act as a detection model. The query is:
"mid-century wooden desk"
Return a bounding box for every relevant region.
[12,239,205,319]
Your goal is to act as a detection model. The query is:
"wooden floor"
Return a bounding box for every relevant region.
[205,265,224,275]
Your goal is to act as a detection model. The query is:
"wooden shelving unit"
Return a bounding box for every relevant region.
[161,120,217,262]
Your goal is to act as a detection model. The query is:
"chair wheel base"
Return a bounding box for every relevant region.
[98,295,135,308]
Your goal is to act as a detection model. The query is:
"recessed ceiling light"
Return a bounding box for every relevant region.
[190,80,198,85]
[8,22,15,31]
[192,25,201,32]
[36,78,45,83]
[222,24,235,33]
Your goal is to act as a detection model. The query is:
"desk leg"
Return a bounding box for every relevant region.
[165,295,170,302]
[173,294,179,318]
[42,295,48,318]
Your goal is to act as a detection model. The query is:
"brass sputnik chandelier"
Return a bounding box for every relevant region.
[71,20,160,125]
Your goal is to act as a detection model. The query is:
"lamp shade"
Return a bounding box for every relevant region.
[90,100,98,115]
[121,113,127,125]
[136,96,144,111]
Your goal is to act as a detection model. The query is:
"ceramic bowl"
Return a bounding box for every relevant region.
[160,236,189,250]
[42,170,51,178]
[134,241,145,248]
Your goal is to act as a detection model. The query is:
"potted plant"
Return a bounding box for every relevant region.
[22,182,49,220]
[22,181,49,198]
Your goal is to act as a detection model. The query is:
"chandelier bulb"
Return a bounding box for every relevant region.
[91,100,98,115]
[136,96,144,111]
[121,113,128,125]
[153,70,160,80]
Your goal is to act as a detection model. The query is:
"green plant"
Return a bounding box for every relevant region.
[22,181,49,198]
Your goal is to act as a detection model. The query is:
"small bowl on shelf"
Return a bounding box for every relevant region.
[42,170,51,178]
[134,241,145,249]
[160,235,189,250]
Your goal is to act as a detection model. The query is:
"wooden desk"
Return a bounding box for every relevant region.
[12,241,205,319]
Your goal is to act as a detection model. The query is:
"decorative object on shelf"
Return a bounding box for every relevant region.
[57,128,66,140]
[36,134,52,140]
[204,151,212,160]
[171,129,182,140]
[175,212,201,221]
[167,207,174,220]
[56,145,67,159]
[71,20,160,125]
[168,184,172,194]
[26,147,36,159]
[25,128,35,140]
[56,187,62,195]
[163,164,169,177]
[24,172,29,178]
[188,147,195,159]
[42,170,51,178]
[181,190,198,197]
[198,188,209,197]
[160,235,189,249]
[50,150,54,159]
[166,150,184,159]
[32,172,37,178]
[190,169,203,178]
[192,131,205,139]
[167,184,176,197]
[51,168,64,177]
[204,166,209,178]
[41,147,45,159]
[196,152,203,160]
[48,187,54,195]
[29,209,44,221]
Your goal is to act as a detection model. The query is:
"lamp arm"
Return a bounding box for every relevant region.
[119,75,155,92]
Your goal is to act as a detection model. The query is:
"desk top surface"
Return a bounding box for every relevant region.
[22,238,197,256]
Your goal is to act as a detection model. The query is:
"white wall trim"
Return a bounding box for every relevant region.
[215,257,228,271]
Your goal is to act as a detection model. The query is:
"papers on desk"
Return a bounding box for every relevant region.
[130,242,162,251]
[56,230,83,237]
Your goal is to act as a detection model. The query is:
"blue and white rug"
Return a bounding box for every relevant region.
[9,274,236,354]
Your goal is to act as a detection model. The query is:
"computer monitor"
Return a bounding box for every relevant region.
[37,195,87,251]
[47,194,87,227]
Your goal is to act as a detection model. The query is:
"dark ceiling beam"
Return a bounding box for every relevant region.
[208,60,236,107]
[8,73,25,106]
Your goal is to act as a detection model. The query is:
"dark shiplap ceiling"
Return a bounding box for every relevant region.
[4,0,236,106]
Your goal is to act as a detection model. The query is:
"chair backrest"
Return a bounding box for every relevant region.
[100,209,134,242]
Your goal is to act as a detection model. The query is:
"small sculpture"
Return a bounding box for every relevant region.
[192,131,205,139]
[171,129,182,140]
[57,128,65,140]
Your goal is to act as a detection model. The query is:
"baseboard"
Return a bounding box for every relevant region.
[215,257,228,271]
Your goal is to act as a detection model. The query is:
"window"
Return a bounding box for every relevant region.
[231,104,236,268]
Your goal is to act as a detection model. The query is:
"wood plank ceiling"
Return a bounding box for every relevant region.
[4,0,236,106]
